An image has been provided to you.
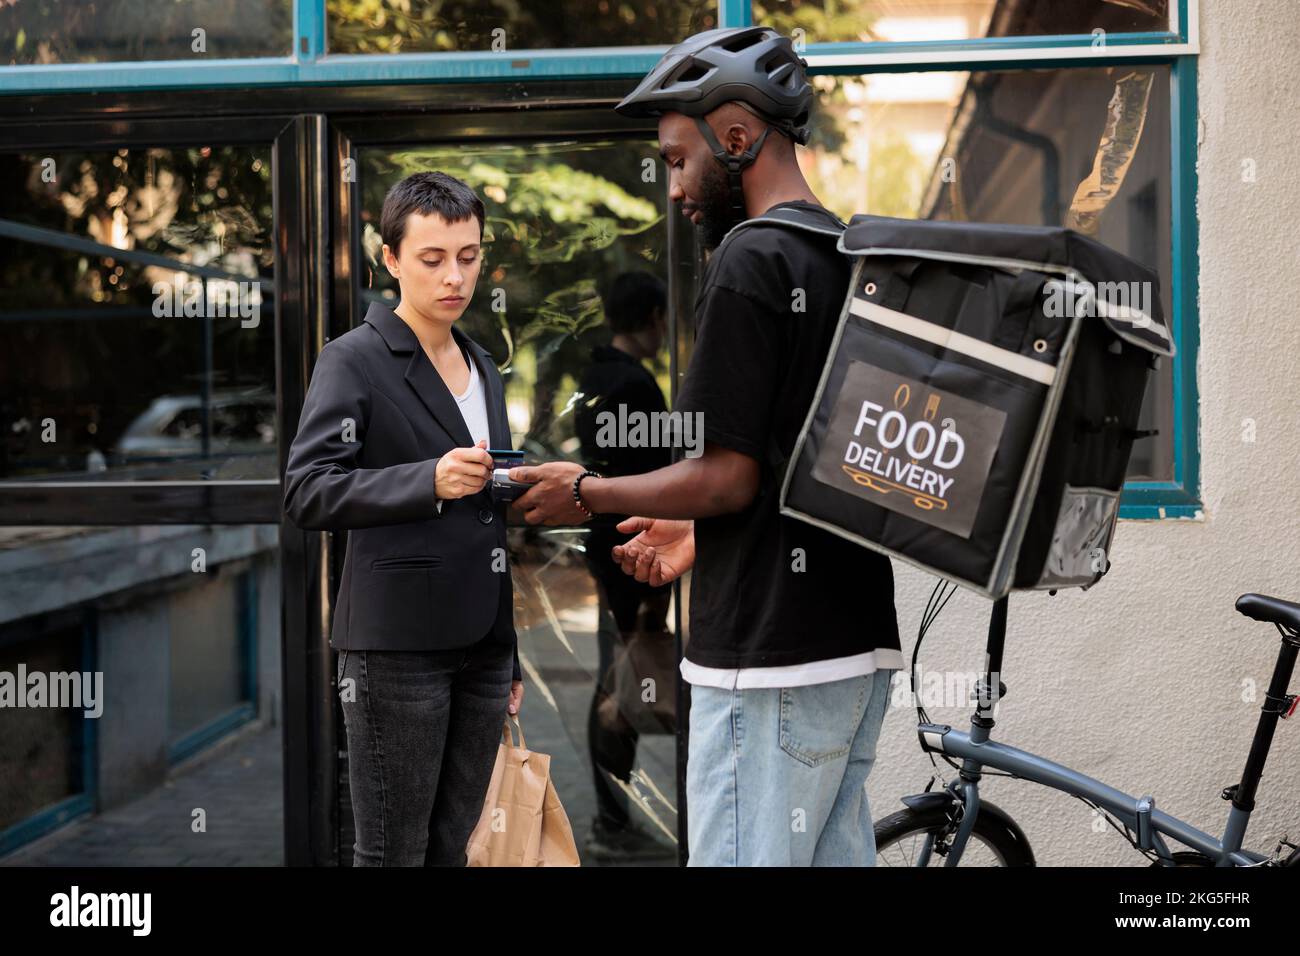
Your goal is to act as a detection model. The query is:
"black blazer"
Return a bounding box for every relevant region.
[283,302,519,681]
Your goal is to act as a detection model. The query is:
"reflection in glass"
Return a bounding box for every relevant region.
[356,140,681,864]
[799,66,1174,480]
[0,0,293,64]
[328,0,717,53]
[0,524,281,864]
[754,0,1170,44]
[0,147,276,481]
[573,272,676,859]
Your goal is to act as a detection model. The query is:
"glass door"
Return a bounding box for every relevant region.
[333,109,699,866]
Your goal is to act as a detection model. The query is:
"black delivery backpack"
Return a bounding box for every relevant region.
[740,207,1174,600]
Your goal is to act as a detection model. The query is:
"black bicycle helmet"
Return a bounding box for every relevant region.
[615,26,813,144]
[616,27,814,224]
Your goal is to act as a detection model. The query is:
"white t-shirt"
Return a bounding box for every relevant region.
[435,350,490,515]
[679,647,906,690]
[452,350,491,446]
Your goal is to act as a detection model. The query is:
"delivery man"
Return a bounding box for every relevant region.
[509,27,903,867]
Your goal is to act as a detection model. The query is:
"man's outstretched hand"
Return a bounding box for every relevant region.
[611,517,695,586]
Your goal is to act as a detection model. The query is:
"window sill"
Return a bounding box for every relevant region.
[1119,483,1203,520]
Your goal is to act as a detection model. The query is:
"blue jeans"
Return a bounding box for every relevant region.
[337,638,514,866]
[685,668,897,866]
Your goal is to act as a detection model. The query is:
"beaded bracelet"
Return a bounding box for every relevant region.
[572,470,602,518]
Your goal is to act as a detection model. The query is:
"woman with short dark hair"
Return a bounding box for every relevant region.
[284,170,523,866]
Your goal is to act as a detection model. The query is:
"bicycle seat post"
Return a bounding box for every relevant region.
[1225,622,1300,819]
[969,595,1009,748]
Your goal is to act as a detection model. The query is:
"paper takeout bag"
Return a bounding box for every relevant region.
[466,715,580,867]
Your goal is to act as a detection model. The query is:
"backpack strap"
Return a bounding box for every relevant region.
[724,203,850,243]
[719,205,850,485]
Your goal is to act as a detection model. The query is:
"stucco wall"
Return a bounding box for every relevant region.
[866,0,1300,866]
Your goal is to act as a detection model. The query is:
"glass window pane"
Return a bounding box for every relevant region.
[0,524,282,864]
[753,0,1171,43]
[801,65,1175,480]
[0,0,294,64]
[353,140,682,863]
[0,146,277,482]
[328,0,717,53]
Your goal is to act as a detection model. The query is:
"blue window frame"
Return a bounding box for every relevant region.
[0,0,1202,519]
[0,1,1199,88]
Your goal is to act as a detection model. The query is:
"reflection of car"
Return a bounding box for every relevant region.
[114,388,276,462]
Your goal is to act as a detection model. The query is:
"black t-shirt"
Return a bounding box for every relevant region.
[674,200,900,668]
[575,344,673,623]
[575,344,672,480]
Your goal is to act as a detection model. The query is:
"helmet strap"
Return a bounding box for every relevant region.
[692,116,774,225]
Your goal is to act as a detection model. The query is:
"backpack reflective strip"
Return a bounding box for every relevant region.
[848,298,1057,386]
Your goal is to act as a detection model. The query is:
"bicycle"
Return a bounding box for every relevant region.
[874,584,1300,867]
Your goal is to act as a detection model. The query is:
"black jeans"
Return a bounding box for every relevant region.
[338,637,514,866]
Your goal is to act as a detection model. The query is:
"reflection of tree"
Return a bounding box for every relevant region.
[328,0,716,53]
[0,147,274,475]
[806,74,850,158]
[748,7,933,221]
[759,0,1170,41]
[0,0,292,64]
[866,132,927,219]
[361,141,665,452]
[751,1,876,157]
[2,148,272,308]
[753,0,877,44]
[801,73,937,221]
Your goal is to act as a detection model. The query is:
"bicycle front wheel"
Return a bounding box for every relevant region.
[874,802,1035,867]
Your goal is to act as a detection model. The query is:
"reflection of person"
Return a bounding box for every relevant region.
[283,172,523,866]
[510,28,903,867]
[573,271,676,861]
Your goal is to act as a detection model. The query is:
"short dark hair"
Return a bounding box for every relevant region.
[601,271,667,334]
[380,171,485,255]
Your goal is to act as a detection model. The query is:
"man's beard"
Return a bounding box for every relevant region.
[695,159,743,250]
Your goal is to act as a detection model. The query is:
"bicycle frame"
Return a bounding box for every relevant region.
[908,595,1298,867]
